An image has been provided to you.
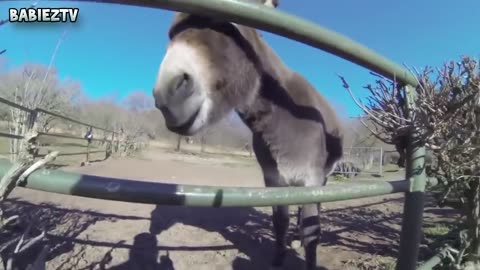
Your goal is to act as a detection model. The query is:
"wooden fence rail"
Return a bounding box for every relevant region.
[35,108,116,134]
[0,98,117,163]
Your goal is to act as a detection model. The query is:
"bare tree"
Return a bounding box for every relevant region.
[0,26,69,159]
[195,112,252,152]
[122,90,154,112]
[0,62,80,159]
[340,56,480,268]
[110,91,155,155]
[79,99,120,131]
[71,90,161,156]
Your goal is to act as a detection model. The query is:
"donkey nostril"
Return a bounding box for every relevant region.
[167,72,194,102]
[182,72,189,82]
[172,73,189,91]
[167,72,191,99]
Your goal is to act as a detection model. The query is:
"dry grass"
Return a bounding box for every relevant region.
[343,255,396,270]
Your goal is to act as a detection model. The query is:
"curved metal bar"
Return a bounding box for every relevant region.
[416,254,443,270]
[56,0,417,86]
[0,159,409,207]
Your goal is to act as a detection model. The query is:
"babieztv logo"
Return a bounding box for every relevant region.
[9,7,79,23]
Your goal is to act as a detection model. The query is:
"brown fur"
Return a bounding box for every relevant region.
[157,7,344,269]
[168,13,343,175]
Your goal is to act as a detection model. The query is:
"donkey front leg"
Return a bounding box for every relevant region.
[299,203,321,270]
[271,205,290,269]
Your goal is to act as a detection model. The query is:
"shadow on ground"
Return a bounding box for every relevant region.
[106,233,175,270]
[146,206,308,270]
[0,198,116,270]
[0,194,458,270]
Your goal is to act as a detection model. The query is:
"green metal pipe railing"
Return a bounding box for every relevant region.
[416,253,443,270]
[396,86,428,270]
[59,0,418,86]
[0,159,409,207]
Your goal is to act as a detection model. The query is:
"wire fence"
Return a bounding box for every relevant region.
[333,147,384,177]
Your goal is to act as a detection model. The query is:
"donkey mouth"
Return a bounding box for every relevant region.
[166,106,202,136]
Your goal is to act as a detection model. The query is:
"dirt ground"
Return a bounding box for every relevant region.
[3,146,456,270]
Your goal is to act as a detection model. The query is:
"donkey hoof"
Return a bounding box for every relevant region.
[290,240,302,249]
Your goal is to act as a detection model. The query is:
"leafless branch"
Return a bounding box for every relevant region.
[341,55,480,215]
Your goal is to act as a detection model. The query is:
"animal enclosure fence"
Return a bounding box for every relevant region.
[333,146,384,177]
[1,0,438,269]
[168,134,253,157]
[0,96,118,164]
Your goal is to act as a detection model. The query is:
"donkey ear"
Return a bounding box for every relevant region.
[264,0,279,8]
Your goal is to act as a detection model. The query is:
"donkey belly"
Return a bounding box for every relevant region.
[277,162,325,187]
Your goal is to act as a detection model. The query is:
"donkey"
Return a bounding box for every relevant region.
[152,1,343,269]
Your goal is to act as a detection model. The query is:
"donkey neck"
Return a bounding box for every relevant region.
[235,72,289,135]
[234,26,292,135]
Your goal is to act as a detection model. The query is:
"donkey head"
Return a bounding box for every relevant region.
[152,1,278,136]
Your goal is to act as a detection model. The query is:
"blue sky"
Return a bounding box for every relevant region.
[1,0,479,118]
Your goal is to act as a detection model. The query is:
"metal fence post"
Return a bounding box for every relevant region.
[396,85,428,270]
[106,132,114,159]
[86,140,90,163]
[26,109,38,132]
[200,133,206,153]
[26,109,38,160]
[85,127,91,164]
[176,135,182,152]
[379,147,383,176]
